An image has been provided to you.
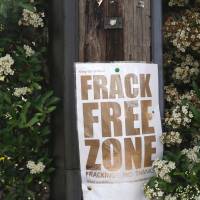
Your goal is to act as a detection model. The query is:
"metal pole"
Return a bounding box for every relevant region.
[151,0,164,118]
[50,0,82,199]
[63,0,82,199]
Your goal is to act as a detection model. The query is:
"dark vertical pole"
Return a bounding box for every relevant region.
[151,0,164,117]
[50,0,82,199]
[63,0,82,199]
[49,0,65,199]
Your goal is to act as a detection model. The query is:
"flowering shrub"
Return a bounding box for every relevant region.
[18,8,45,28]
[164,9,200,53]
[0,54,14,81]
[144,1,200,199]
[152,160,176,183]
[160,131,182,147]
[0,0,58,199]
[168,0,188,7]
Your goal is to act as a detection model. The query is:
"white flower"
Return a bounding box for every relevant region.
[153,160,176,183]
[182,146,200,163]
[160,131,182,147]
[168,0,186,7]
[24,45,35,57]
[165,52,200,85]
[164,85,179,103]
[13,87,31,97]
[165,105,193,129]
[172,54,199,84]
[27,160,45,174]
[18,9,44,28]
[165,10,200,53]
[0,54,14,81]
[144,181,164,199]
[176,185,200,199]
[165,195,177,200]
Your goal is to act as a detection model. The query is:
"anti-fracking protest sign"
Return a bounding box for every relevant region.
[75,63,163,200]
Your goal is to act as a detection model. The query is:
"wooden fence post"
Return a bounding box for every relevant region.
[50,0,163,199]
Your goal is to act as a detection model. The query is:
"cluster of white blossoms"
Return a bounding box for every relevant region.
[0,54,14,81]
[144,181,164,200]
[23,45,35,57]
[165,194,177,200]
[173,65,199,83]
[18,8,44,28]
[13,87,31,97]
[175,185,200,200]
[27,161,45,174]
[165,105,193,129]
[164,186,200,200]
[146,4,200,200]
[179,90,198,103]
[153,160,176,183]
[164,10,200,53]
[182,146,200,163]
[164,84,179,103]
[172,54,199,83]
[165,87,199,107]
[168,0,187,6]
[160,131,182,147]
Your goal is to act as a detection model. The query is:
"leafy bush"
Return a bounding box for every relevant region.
[144,1,200,199]
[0,0,58,199]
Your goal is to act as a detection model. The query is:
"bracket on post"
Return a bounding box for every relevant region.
[104,17,123,29]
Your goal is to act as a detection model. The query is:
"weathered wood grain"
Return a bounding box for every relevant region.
[79,0,151,62]
[79,0,106,61]
[105,0,124,61]
[123,0,151,61]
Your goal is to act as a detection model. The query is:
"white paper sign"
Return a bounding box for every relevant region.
[75,63,163,200]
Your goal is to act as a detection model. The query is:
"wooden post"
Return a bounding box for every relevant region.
[79,0,151,62]
[50,0,163,199]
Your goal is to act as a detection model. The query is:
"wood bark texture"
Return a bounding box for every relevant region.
[79,0,151,62]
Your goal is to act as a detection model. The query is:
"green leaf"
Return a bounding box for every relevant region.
[190,105,200,121]
[25,176,33,184]
[46,106,57,113]
[41,91,54,105]
[46,96,60,107]
[18,2,35,11]
[26,113,43,127]
[192,81,200,99]
[18,102,31,128]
